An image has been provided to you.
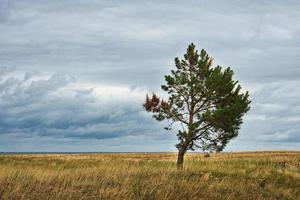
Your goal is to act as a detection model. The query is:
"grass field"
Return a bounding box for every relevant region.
[0,152,299,200]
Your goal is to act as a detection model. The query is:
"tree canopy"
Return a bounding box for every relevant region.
[144,43,251,168]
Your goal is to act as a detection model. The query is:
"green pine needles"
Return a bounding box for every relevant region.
[144,43,251,169]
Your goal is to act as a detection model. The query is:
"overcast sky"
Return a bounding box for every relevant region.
[0,0,299,152]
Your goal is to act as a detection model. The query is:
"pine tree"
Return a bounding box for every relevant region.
[144,43,251,169]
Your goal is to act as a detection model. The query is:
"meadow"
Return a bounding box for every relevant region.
[0,152,299,200]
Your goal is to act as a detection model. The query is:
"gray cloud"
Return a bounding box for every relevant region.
[226,81,300,150]
[1,0,299,86]
[0,68,169,145]
[0,0,299,151]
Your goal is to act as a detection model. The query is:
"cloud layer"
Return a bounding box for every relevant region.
[0,68,176,151]
[228,80,300,151]
[0,0,299,151]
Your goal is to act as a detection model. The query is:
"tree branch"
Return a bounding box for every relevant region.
[172,85,191,113]
[163,109,189,125]
[191,123,213,140]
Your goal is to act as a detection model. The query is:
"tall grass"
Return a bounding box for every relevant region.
[0,152,299,200]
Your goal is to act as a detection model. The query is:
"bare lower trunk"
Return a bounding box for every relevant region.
[177,149,186,169]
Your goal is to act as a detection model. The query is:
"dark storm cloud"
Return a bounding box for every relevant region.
[0,68,164,142]
[0,0,299,151]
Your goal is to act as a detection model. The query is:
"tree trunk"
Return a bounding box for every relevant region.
[177,148,186,169]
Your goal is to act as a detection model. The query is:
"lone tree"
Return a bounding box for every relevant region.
[144,43,251,169]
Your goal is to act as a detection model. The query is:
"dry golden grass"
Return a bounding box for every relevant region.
[0,151,299,200]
